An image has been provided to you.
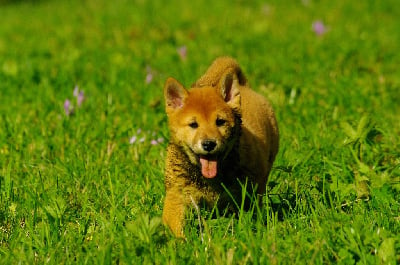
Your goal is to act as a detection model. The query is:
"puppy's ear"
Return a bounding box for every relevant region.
[219,72,241,111]
[164,77,188,114]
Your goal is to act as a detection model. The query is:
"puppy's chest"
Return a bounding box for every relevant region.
[183,167,245,209]
[188,159,244,195]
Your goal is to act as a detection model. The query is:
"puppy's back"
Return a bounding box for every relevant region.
[192,57,247,87]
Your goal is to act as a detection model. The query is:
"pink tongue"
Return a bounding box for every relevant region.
[199,157,218,178]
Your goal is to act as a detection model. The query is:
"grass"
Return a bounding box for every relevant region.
[0,0,399,264]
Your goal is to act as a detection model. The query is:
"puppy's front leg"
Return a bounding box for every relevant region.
[162,189,186,237]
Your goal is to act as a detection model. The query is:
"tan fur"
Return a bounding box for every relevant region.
[163,57,279,237]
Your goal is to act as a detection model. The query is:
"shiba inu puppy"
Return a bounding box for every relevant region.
[162,57,279,237]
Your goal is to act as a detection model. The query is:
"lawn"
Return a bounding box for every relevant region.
[0,0,399,264]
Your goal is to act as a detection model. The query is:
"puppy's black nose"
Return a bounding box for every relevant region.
[202,140,217,152]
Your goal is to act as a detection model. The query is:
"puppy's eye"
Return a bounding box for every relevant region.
[216,118,226,127]
[189,122,198,129]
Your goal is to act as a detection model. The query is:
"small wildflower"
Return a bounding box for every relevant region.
[145,66,154,84]
[64,99,73,116]
[150,137,164,145]
[177,46,187,61]
[146,73,153,84]
[129,135,137,144]
[73,85,85,107]
[130,128,164,146]
[312,20,327,36]
[77,91,85,107]
[73,85,79,97]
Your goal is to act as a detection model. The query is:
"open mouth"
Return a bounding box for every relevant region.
[199,155,218,179]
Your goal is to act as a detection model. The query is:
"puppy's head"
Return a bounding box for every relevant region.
[164,72,241,178]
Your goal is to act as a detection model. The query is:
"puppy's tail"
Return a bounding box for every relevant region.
[192,57,247,88]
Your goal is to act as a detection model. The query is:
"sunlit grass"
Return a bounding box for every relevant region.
[0,0,399,264]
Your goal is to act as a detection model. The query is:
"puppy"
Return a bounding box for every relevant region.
[162,57,279,237]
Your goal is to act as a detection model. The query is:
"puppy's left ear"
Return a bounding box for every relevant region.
[164,77,188,115]
[219,72,241,111]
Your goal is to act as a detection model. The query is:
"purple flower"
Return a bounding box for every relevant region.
[130,128,164,146]
[145,66,154,84]
[73,85,79,97]
[129,136,137,144]
[73,86,85,107]
[64,99,73,116]
[63,85,86,116]
[177,46,187,61]
[150,137,164,145]
[312,20,327,36]
[145,73,153,84]
[77,91,85,107]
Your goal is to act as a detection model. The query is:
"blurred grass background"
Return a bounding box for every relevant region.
[0,0,399,263]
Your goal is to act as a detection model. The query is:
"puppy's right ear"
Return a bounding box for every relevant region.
[219,72,241,112]
[164,77,188,114]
